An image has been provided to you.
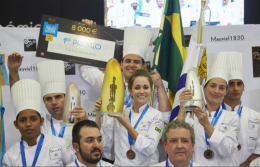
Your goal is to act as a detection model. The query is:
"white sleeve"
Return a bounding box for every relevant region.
[100,117,115,148]
[80,66,104,90]
[61,139,76,166]
[250,157,260,166]
[207,114,240,158]
[2,153,13,167]
[132,112,164,156]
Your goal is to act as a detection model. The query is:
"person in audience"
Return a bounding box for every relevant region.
[2,79,75,166]
[95,67,164,166]
[7,55,88,144]
[153,119,200,166]
[176,52,240,166]
[219,0,236,25]
[150,0,164,28]
[222,52,260,166]
[66,120,113,166]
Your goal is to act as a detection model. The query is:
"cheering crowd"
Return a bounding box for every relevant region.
[2,19,260,167]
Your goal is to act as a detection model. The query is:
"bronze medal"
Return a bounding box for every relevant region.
[126,149,135,160]
[204,149,214,159]
[237,143,241,150]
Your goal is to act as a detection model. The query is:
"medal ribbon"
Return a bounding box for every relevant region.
[128,104,149,146]
[204,107,223,145]
[51,117,66,138]
[124,83,133,107]
[75,159,101,167]
[222,101,243,118]
[20,133,44,167]
[166,159,193,167]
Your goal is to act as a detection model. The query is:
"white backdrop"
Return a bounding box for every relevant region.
[1,25,260,150]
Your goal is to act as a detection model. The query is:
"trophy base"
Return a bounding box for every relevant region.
[60,122,75,127]
[178,99,203,111]
[93,110,123,115]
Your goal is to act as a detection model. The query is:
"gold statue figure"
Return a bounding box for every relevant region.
[107,77,117,112]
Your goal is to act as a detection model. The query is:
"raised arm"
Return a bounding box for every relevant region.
[7,52,23,89]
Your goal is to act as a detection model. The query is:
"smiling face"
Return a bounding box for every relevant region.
[121,54,145,83]
[14,109,44,143]
[73,126,103,164]
[164,128,194,166]
[225,79,244,101]
[204,77,227,105]
[129,76,152,106]
[43,93,65,120]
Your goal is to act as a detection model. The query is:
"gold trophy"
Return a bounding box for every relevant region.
[94,58,124,114]
[107,77,117,112]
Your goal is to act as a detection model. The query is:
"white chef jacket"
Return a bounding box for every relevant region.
[223,103,260,165]
[2,134,75,166]
[80,66,160,161]
[41,113,73,146]
[66,158,113,166]
[100,103,164,166]
[152,159,200,166]
[219,3,237,25]
[179,106,240,166]
[150,6,163,28]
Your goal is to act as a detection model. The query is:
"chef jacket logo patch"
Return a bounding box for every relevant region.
[64,62,75,75]
[24,39,36,51]
[252,46,260,78]
[155,127,161,133]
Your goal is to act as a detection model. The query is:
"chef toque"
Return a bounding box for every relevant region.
[37,60,66,97]
[11,79,41,116]
[228,51,243,82]
[123,26,151,61]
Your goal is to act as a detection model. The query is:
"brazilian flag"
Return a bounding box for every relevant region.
[152,0,187,106]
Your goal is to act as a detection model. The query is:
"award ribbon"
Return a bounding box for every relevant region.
[51,117,66,138]
[124,83,133,108]
[75,159,101,167]
[222,101,243,118]
[166,159,193,167]
[128,104,149,146]
[204,107,223,145]
[20,133,44,167]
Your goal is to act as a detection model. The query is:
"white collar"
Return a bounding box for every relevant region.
[22,134,42,148]
[167,158,174,166]
[76,158,101,167]
[224,101,242,112]
[131,103,148,114]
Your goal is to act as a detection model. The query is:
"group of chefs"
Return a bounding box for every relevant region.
[1,19,260,167]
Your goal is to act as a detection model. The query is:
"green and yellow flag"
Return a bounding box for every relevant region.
[152,0,187,106]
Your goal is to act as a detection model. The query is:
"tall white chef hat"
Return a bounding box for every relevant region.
[123,26,151,61]
[205,52,229,86]
[11,79,41,116]
[228,51,243,82]
[131,0,139,4]
[37,60,66,97]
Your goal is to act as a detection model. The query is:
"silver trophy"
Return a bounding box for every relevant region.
[179,70,203,111]
[62,82,81,126]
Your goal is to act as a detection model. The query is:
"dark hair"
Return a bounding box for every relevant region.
[72,120,99,144]
[128,67,153,91]
[16,110,41,122]
[122,57,145,65]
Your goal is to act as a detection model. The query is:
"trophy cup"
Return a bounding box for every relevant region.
[94,58,124,114]
[179,70,203,112]
[62,82,81,126]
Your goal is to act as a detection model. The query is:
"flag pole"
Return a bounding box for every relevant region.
[0,55,2,151]
[149,0,167,107]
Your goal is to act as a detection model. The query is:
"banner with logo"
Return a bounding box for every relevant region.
[0,28,101,149]
[37,15,124,68]
[205,25,260,112]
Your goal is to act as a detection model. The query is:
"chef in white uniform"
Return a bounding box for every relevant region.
[7,53,88,144]
[2,79,75,166]
[153,119,200,166]
[66,120,113,167]
[176,52,240,166]
[219,0,236,25]
[222,52,260,166]
[37,60,88,145]
[95,67,164,166]
[150,0,164,28]
[80,23,171,163]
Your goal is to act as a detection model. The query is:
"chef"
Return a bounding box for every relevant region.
[2,79,75,166]
[222,52,260,166]
[177,52,240,166]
